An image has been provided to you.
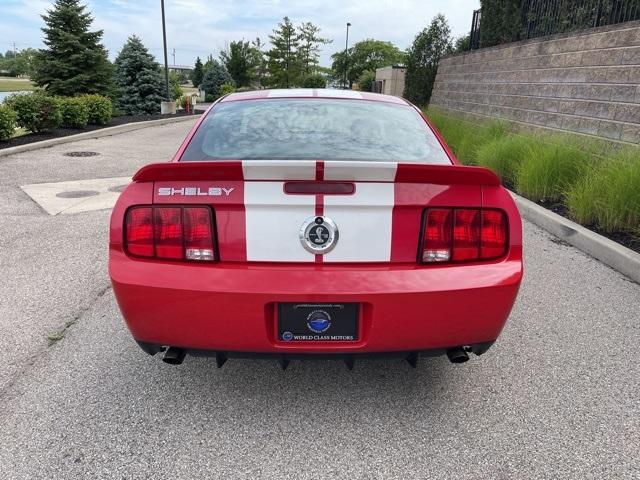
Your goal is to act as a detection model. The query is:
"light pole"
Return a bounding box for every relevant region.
[343,22,351,89]
[160,0,171,101]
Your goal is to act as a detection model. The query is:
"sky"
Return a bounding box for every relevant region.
[1,0,480,67]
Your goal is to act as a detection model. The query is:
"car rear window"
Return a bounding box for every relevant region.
[179,98,451,164]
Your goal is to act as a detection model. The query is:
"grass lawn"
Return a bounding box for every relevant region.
[0,77,36,92]
[181,85,198,96]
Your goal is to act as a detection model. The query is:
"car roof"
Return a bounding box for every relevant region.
[219,88,411,106]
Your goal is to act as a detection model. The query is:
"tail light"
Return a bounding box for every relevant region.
[125,206,216,261]
[421,208,507,263]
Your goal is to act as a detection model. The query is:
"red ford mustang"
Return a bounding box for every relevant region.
[109,89,523,368]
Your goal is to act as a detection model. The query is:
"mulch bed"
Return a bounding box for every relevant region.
[0,111,201,150]
[501,179,639,255]
[538,200,640,255]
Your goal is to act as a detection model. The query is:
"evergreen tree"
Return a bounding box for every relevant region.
[113,36,165,115]
[203,54,216,72]
[190,56,204,88]
[200,60,234,98]
[297,22,331,77]
[32,0,113,96]
[267,17,301,88]
[479,0,523,47]
[403,14,452,106]
[250,37,267,86]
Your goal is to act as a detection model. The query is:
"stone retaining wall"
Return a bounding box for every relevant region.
[430,21,640,144]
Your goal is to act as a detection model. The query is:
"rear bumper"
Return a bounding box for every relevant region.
[110,250,522,355]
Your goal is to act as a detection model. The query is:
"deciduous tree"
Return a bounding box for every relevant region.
[331,39,404,87]
[220,40,256,88]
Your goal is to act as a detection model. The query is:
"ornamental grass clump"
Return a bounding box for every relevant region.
[426,111,501,165]
[515,137,592,203]
[476,135,535,184]
[567,148,640,233]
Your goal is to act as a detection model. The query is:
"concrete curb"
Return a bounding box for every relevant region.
[0,115,199,158]
[511,191,640,284]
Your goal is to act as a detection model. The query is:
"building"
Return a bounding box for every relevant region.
[374,65,405,97]
[168,65,193,76]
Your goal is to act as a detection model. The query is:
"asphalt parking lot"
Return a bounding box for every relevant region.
[0,120,638,479]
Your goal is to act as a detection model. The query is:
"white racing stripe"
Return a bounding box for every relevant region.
[323,182,394,262]
[243,160,396,262]
[267,89,316,97]
[316,90,363,99]
[242,160,316,180]
[244,181,315,262]
[323,161,397,181]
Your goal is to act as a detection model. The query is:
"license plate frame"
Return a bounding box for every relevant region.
[277,303,359,342]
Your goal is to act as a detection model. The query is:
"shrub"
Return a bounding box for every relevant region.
[170,71,183,100]
[205,94,215,103]
[219,83,236,96]
[567,149,640,233]
[0,104,17,140]
[178,95,191,109]
[476,135,535,184]
[4,92,62,133]
[80,94,112,124]
[357,70,375,92]
[59,97,90,128]
[302,74,327,89]
[515,139,591,203]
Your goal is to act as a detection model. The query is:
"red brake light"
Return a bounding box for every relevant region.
[125,206,216,261]
[453,209,480,261]
[125,207,153,257]
[422,208,452,262]
[422,208,508,263]
[154,207,183,259]
[481,210,508,259]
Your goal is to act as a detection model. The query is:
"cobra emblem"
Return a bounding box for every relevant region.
[314,226,324,243]
[299,216,339,254]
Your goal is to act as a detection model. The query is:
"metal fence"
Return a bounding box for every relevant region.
[470,9,482,50]
[470,0,640,50]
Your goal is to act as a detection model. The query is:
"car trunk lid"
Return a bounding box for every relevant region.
[139,160,499,263]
